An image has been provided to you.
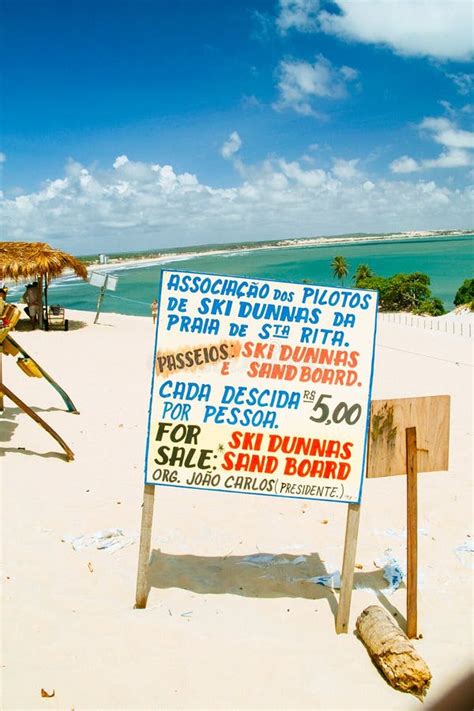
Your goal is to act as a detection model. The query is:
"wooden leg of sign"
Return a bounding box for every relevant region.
[135,484,155,609]
[336,502,361,634]
[0,382,74,460]
[406,427,418,639]
[94,276,108,325]
[94,285,105,324]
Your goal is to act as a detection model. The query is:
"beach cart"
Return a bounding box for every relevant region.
[44,305,69,331]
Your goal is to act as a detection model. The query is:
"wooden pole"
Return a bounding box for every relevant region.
[406,426,418,638]
[0,382,74,460]
[94,276,108,324]
[38,275,44,330]
[44,277,49,330]
[135,484,155,609]
[336,502,361,633]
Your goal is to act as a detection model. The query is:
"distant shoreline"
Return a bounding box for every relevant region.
[3,230,472,291]
[87,229,473,274]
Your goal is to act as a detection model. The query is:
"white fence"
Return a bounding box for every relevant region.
[378,311,473,339]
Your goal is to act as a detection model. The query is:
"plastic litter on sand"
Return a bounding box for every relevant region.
[62,528,137,553]
[454,539,474,569]
[374,549,406,593]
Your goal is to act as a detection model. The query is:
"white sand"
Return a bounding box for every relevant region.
[1,309,473,710]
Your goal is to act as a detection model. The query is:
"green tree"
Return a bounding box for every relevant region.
[353,264,374,287]
[413,297,445,316]
[355,275,389,308]
[383,272,431,311]
[453,278,474,308]
[356,271,445,315]
[331,256,349,286]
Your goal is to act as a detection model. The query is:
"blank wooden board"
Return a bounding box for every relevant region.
[366,395,450,478]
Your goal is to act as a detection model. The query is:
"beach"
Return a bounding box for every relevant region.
[1,306,472,710]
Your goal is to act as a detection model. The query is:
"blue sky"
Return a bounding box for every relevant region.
[1,0,473,253]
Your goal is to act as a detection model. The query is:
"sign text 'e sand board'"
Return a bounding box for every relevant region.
[144,271,378,504]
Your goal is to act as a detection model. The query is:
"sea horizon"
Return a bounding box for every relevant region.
[7,232,473,316]
[75,227,474,262]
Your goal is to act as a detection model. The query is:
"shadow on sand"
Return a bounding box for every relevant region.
[149,550,338,617]
[12,317,87,332]
[0,405,71,460]
[146,549,406,625]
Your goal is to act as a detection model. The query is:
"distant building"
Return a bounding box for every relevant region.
[99,254,109,264]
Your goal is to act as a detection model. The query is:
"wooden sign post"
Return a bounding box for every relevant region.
[366,395,450,638]
[94,275,108,324]
[406,427,418,638]
[334,396,449,635]
[135,484,155,609]
[135,269,379,629]
[335,503,361,633]
[89,272,119,324]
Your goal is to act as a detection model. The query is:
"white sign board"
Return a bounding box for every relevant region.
[107,275,118,292]
[144,270,378,504]
[89,272,118,291]
[89,272,106,288]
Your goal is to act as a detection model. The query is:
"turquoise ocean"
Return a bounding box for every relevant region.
[10,235,474,316]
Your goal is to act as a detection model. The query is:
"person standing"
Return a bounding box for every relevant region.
[23,282,40,329]
[151,298,158,325]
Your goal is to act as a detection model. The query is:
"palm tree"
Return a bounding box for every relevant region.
[353,264,374,287]
[331,256,349,286]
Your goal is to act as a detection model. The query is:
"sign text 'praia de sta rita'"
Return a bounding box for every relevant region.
[144,271,378,504]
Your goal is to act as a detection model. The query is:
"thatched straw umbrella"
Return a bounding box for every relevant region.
[0,242,88,329]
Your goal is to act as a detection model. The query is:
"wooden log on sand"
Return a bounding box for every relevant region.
[356,605,431,698]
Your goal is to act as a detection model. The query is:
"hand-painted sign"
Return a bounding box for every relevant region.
[144,270,378,503]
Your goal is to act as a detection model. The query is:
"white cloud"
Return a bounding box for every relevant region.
[0,152,6,163]
[446,72,474,95]
[332,158,360,180]
[391,149,473,173]
[318,0,473,61]
[274,54,358,115]
[1,153,472,252]
[424,148,472,169]
[439,100,456,119]
[113,155,129,169]
[419,117,474,149]
[339,66,358,81]
[390,156,420,174]
[391,116,474,173]
[221,131,242,159]
[276,0,319,33]
[280,159,328,186]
